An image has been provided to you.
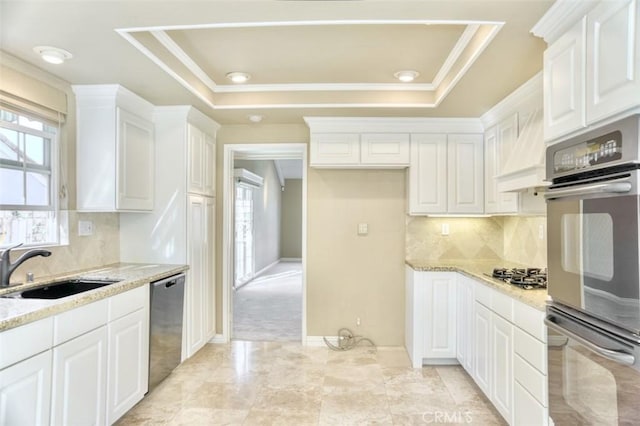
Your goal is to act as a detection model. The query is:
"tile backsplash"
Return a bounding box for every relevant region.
[9,211,119,284]
[406,215,547,266]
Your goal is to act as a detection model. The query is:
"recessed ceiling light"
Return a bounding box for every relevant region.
[226,72,251,84]
[248,114,263,123]
[394,70,420,83]
[33,46,73,64]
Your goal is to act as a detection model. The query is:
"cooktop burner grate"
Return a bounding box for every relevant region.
[489,267,547,290]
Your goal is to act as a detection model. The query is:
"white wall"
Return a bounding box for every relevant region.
[234,159,282,273]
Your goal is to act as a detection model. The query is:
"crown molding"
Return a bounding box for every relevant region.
[304,116,483,133]
[480,72,542,129]
[531,0,598,44]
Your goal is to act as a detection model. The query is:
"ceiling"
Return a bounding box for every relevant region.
[0,0,553,125]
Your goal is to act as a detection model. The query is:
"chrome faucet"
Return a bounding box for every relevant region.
[0,243,52,287]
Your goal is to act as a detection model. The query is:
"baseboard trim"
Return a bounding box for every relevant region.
[208,334,227,344]
[306,335,338,347]
[280,257,302,262]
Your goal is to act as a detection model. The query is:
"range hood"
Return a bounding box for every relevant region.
[496,107,548,192]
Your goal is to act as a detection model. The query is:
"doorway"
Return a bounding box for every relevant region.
[222,144,307,343]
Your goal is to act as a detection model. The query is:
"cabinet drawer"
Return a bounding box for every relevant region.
[514,381,548,426]
[491,290,513,322]
[474,282,492,307]
[0,317,54,369]
[514,327,547,374]
[54,299,108,346]
[514,300,546,342]
[109,285,148,321]
[514,353,547,406]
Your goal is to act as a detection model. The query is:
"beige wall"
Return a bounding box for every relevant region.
[307,169,406,345]
[2,53,120,280]
[280,179,302,259]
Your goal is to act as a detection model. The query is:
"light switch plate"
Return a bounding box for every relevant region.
[78,220,94,236]
[358,223,368,235]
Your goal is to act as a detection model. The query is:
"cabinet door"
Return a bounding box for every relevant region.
[51,326,108,426]
[188,124,205,194]
[514,381,548,426]
[186,195,205,357]
[544,17,586,142]
[474,302,491,398]
[408,134,447,214]
[484,126,500,214]
[491,313,514,423]
[106,309,149,425]
[204,197,216,341]
[117,108,154,211]
[360,133,410,165]
[204,134,216,197]
[310,133,360,166]
[456,277,474,375]
[447,134,484,214]
[423,273,457,360]
[0,350,52,426]
[586,0,640,123]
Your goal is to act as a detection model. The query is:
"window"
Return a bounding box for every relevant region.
[0,108,59,247]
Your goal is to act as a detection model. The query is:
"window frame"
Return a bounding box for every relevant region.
[0,106,60,248]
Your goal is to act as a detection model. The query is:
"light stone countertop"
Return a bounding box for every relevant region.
[0,263,188,332]
[405,259,549,311]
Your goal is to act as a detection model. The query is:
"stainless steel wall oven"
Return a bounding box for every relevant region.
[545,115,640,425]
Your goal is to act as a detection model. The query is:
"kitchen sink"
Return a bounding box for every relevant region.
[1,279,120,299]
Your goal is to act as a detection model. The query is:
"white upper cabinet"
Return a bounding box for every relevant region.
[409,134,448,214]
[409,133,484,215]
[586,0,640,123]
[73,85,155,212]
[310,133,361,166]
[543,17,587,141]
[535,0,640,142]
[447,134,484,214]
[360,133,410,165]
[305,118,411,168]
[188,123,216,196]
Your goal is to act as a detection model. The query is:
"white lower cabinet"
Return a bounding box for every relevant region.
[491,313,514,422]
[406,268,548,425]
[455,276,474,374]
[473,301,492,396]
[405,269,457,367]
[51,326,108,426]
[0,350,52,426]
[106,308,149,424]
[0,285,151,426]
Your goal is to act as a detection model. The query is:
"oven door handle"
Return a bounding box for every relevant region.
[544,181,632,200]
[545,317,636,366]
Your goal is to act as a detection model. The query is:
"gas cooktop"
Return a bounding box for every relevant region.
[487,267,547,290]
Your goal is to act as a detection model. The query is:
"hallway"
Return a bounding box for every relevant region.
[233,261,302,342]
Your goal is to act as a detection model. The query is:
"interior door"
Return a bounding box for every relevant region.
[234,184,255,286]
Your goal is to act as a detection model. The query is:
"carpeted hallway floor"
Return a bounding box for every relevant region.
[232,261,302,342]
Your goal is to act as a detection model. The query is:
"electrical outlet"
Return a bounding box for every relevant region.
[356,317,361,326]
[358,223,368,235]
[538,224,544,240]
[78,220,94,236]
[441,223,450,236]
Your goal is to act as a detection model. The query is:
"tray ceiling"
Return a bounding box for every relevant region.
[0,1,553,124]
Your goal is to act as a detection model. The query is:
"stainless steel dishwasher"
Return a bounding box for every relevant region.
[149,273,185,392]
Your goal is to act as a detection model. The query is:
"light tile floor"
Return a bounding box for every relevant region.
[233,262,302,342]
[118,341,505,425]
